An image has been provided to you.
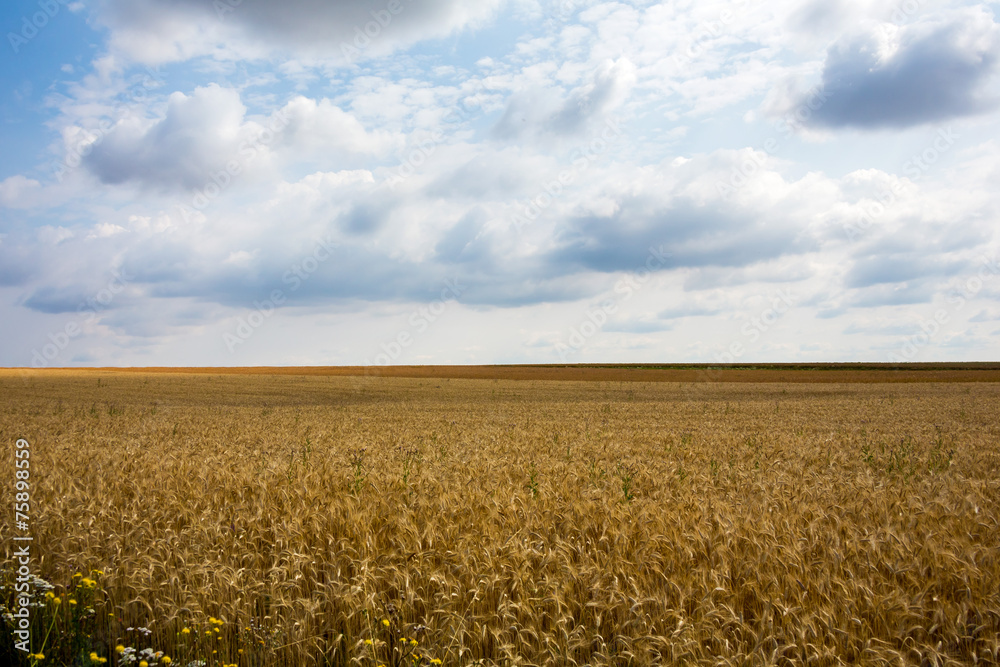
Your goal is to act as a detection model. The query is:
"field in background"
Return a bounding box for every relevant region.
[76,362,1000,383]
[2,369,999,666]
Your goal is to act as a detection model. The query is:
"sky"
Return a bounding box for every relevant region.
[1,0,999,368]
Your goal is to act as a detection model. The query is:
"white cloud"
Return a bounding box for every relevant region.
[82,84,255,190]
[78,85,393,193]
[37,226,75,245]
[0,176,41,208]
[279,96,404,158]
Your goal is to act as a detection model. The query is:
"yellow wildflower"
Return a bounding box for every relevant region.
[364,639,373,646]
[162,658,171,665]
[116,645,125,654]
[139,662,148,667]
[382,618,390,627]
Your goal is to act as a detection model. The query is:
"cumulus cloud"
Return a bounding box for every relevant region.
[778,8,1000,129]
[493,57,636,142]
[81,85,391,192]
[279,96,403,159]
[83,84,256,190]
[96,0,504,65]
[543,155,822,275]
[845,254,965,289]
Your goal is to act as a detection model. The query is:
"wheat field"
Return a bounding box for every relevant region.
[2,369,999,666]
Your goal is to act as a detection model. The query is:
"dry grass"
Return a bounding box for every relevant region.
[2,369,999,666]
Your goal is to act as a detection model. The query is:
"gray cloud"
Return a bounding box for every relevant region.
[793,9,1000,129]
[83,84,252,191]
[338,200,392,235]
[603,318,676,334]
[845,254,965,288]
[848,281,934,308]
[547,197,815,274]
[0,244,36,287]
[434,207,490,263]
[98,0,504,64]
[658,304,722,320]
[20,286,97,315]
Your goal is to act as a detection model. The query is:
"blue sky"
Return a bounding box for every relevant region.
[2,0,999,367]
